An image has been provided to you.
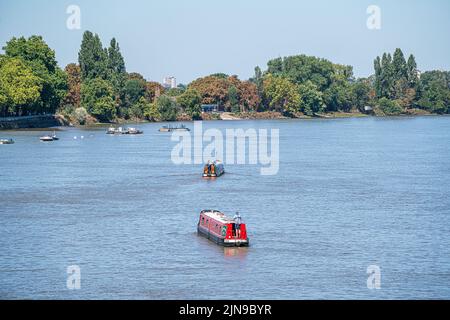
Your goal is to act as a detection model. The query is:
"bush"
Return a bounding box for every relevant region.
[74,107,88,125]
[377,98,403,115]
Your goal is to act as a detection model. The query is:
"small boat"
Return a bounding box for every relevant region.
[40,135,54,142]
[106,127,129,135]
[197,210,249,247]
[203,160,225,178]
[0,138,14,145]
[51,131,59,141]
[159,125,190,132]
[106,126,116,134]
[127,127,143,135]
[172,124,190,132]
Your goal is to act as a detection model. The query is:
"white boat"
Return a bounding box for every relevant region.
[127,127,143,135]
[40,135,54,142]
[0,138,14,145]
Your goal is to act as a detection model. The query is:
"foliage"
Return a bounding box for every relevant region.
[415,71,450,114]
[155,95,178,121]
[78,31,108,81]
[377,97,403,115]
[298,81,323,115]
[263,74,300,114]
[374,48,418,110]
[189,74,259,112]
[81,78,116,122]
[63,63,81,108]
[177,89,202,120]
[0,57,42,116]
[74,107,88,125]
[3,35,67,115]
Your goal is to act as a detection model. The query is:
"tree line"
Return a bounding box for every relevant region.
[1,31,449,122]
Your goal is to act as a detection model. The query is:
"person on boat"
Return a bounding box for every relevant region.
[233,212,242,238]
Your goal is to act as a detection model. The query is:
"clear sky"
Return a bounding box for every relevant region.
[1,0,449,84]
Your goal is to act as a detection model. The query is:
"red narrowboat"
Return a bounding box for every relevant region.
[197,210,249,247]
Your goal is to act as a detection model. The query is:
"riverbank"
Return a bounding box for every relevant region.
[0,115,68,130]
[1,110,442,130]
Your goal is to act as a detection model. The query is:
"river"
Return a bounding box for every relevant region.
[0,116,449,299]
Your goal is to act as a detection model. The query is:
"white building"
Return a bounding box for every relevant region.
[163,76,177,89]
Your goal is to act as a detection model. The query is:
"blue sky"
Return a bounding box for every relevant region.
[1,0,449,84]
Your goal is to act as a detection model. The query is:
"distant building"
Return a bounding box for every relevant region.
[163,76,177,89]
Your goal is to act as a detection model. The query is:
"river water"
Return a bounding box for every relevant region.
[0,116,449,299]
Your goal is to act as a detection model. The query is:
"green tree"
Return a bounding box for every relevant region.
[107,38,126,93]
[263,74,300,114]
[156,95,178,121]
[144,101,160,121]
[351,80,372,112]
[177,89,202,120]
[407,54,419,89]
[0,57,42,116]
[298,81,323,115]
[228,85,240,113]
[123,78,146,106]
[81,78,116,122]
[78,31,108,81]
[416,71,450,114]
[3,35,67,114]
[377,97,403,115]
[129,96,148,120]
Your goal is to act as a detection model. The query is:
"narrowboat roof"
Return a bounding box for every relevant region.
[201,210,235,224]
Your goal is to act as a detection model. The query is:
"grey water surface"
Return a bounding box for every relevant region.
[0,116,449,299]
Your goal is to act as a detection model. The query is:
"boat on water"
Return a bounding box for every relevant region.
[40,135,54,142]
[203,160,225,178]
[107,126,143,135]
[159,124,190,132]
[197,210,249,247]
[0,138,14,145]
[128,127,144,135]
[51,131,59,141]
[106,126,116,134]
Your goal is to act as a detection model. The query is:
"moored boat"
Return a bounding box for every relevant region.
[0,138,14,145]
[40,135,54,142]
[159,124,190,132]
[51,131,59,141]
[197,210,249,247]
[127,127,143,135]
[106,126,116,134]
[203,160,225,178]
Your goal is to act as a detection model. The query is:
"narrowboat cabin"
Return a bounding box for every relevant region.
[203,160,225,178]
[197,210,249,247]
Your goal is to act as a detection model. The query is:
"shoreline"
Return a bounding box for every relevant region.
[0,111,447,131]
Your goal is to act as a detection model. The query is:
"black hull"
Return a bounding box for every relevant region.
[197,225,249,247]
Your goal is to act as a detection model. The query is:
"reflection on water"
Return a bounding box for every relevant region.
[223,247,249,259]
